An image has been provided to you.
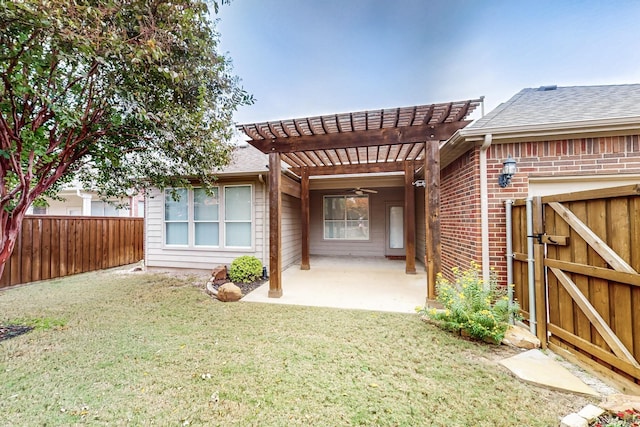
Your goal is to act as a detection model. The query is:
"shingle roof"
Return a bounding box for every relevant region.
[470,84,640,130]
[217,143,267,174]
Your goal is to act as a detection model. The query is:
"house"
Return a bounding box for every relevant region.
[440,84,640,387]
[145,83,640,294]
[27,183,144,217]
[144,85,640,386]
[440,84,640,284]
[144,141,279,270]
[144,100,483,293]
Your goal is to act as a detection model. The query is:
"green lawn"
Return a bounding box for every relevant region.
[0,269,596,426]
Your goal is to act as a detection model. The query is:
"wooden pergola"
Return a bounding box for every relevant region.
[238,99,481,299]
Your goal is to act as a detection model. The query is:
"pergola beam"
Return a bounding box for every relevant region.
[300,168,310,270]
[404,161,417,274]
[290,161,407,177]
[268,152,283,298]
[248,122,469,154]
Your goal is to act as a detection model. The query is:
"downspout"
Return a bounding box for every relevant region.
[258,174,268,277]
[479,134,492,285]
[505,199,515,324]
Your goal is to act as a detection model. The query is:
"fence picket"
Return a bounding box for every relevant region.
[0,216,144,288]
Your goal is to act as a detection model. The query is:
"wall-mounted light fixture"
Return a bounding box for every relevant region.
[498,155,517,188]
[412,180,426,187]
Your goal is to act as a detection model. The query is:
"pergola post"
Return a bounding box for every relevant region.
[300,167,310,270]
[404,161,416,274]
[268,152,283,298]
[425,142,441,300]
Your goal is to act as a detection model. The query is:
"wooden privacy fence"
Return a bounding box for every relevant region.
[0,216,144,289]
[511,184,640,386]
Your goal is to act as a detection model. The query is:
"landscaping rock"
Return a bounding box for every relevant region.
[577,404,605,423]
[502,325,540,349]
[211,265,228,281]
[205,280,218,297]
[217,282,242,302]
[599,393,640,413]
[560,412,588,427]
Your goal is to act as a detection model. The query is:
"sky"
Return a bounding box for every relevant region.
[215,0,640,126]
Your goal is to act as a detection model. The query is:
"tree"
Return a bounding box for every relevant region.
[0,0,252,276]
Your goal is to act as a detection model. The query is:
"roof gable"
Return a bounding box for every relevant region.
[470,84,640,130]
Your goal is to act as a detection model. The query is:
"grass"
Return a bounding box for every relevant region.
[0,268,597,426]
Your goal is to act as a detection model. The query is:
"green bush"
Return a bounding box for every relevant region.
[418,262,520,343]
[229,256,263,283]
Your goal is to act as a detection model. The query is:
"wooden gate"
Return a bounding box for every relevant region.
[512,184,640,386]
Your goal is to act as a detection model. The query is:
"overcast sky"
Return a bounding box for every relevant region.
[216,0,640,126]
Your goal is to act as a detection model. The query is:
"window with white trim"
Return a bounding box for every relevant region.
[164,185,252,248]
[323,195,369,240]
[165,188,189,245]
[194,187,219,246]
[224,185,252,247]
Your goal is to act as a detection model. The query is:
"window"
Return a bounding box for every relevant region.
[32,206,47,215]
[194,188,219,246]
[323,195,369,240]
[91,201,119,216]
[164,185,252,248]
[225,186,251,247]
[165,188,189,245]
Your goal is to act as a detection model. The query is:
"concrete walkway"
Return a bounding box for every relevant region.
[500,349,600,397]
[241,256,427,313]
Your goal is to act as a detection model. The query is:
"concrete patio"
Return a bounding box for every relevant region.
[241,256,427,313]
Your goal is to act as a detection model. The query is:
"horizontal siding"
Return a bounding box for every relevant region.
[145,179,268,270]
[310,187,403,257]
[282,194,301,269]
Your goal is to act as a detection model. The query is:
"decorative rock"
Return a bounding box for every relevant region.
[502,325,541,349]
[577,404,606,422]
[205,281,218,297]
[560,412,588,427]
[600,393,640,413]
[211,265,228,281]
[217,282,242,302]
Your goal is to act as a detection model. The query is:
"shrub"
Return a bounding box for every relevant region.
[591,408,640,427]
[418,262,520,343]
[229,256,263,283]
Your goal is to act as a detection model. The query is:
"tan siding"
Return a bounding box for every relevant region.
[282,194,301,268]
[310,187,402,257]
[145,178,268,270]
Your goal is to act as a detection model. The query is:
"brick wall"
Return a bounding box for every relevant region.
[441,134,640,284]
[440,148,482,281]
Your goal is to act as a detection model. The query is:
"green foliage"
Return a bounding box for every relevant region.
[418,262,520,343]
[228,255,262,283]
[591,409,640,427]
[9,316,67,331]
[0,0,252,213]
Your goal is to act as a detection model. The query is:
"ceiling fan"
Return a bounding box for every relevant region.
[349,187,378,195]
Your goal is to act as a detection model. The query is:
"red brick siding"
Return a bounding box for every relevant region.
[440,149,482,281]
[441,134,640,284]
